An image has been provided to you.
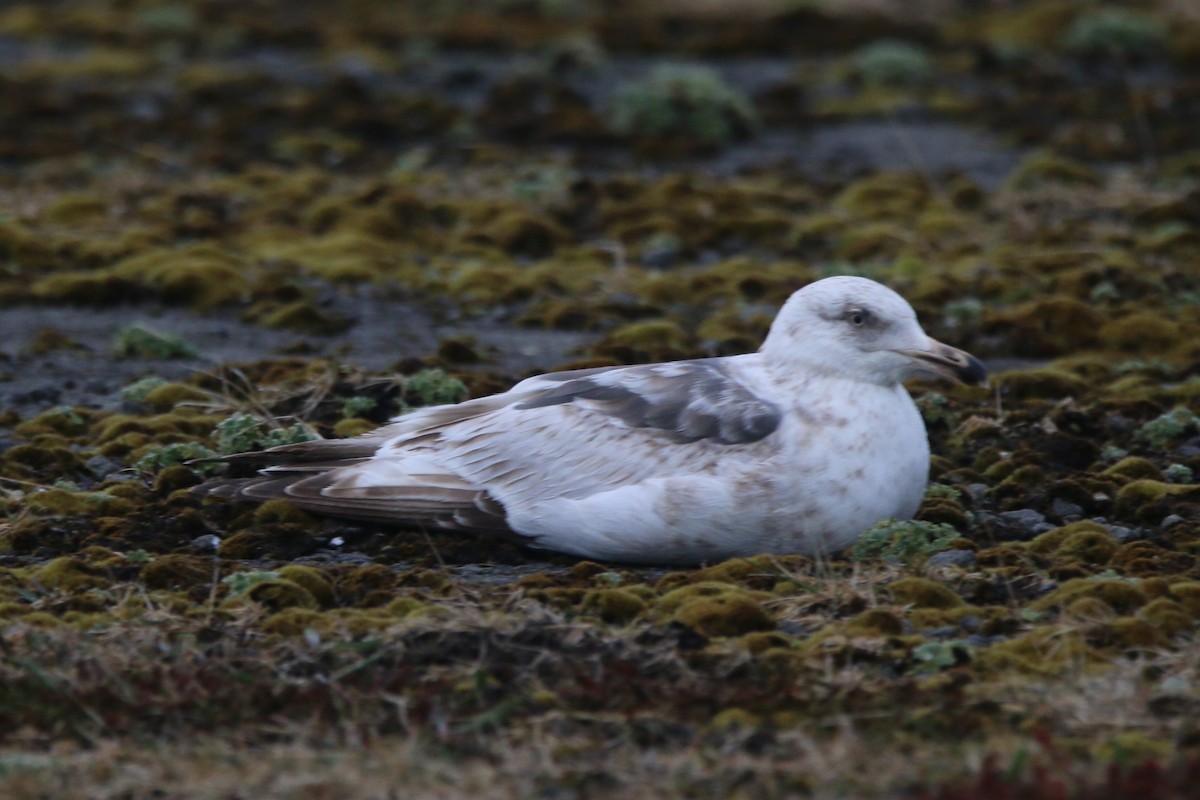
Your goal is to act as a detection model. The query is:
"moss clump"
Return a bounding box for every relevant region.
[141,554,214,591]
[112,325,198,359]
[14,406,89,437]
[582,588,648,623]
[261,608,324,636]
[657,582,773,637]
[1137,598,1193,639]
[1033,577,1149,615]
[403,369,468,408]
[850,39,933,86]
[609,64,756,148]
[1114,480,1198,520]
[276,565,335,608]
[1169,582,1200,617]
[973,628,1096,676]
[1061,8,1166,61]
[332,418,375,438]
[845,608,905,636]
[1136,407,1200,447]
[25,488,135,517]
[1099,314,1179,354]
[1029,520,1116,555]
[244,580,318,611]
[1102,457,1163,482]
[253,499,317,526]
[32,557,109,592]
[850,520,959,563]
[141,382,210,413]
[111,246,251,308]
[888,578,963,609]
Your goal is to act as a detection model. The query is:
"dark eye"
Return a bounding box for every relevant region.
[848,308,868,327]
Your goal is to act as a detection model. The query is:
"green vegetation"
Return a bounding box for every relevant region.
[609,64,757,147]
[850,519,961,563]
[1062,8,1166,60]
[112,325,198,359]
[851,39,934,86]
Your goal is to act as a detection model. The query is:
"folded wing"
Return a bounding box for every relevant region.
[200,357,783,535]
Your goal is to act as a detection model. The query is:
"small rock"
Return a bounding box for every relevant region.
[958,614,981,633]
[965,483,989,500]
[1050,497,1083,522]
[925,549,978,569]
[1161,514,1186,530]
[84,455,125,480]
[1106,525,1141,543]
[191,534,221,551]
[979,508,1053,540]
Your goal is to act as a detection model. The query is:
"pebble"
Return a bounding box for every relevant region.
[1050,497,1083,522]
[190,534,221,551]
[1161,514,1186,530]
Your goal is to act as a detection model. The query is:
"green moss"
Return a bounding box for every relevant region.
[14,406,88,437]
[1169,582,1200,617]
[1100,314,1180,353]
[384,596,429,619]
[845,608,905,636]
[255,301,353,334]
[1137,598,1193,638]
[1114,480,1198,519]
[972,628,1096,676]
[253,499,317,526]
[244,580,318,611]
[1052,529,1118,565]
[1062,8,1166,60]
[111,246,250,308]
[1102,457,1163,482]
[1033,577,1149,615]
[888,578,963,609]
[609,64,756,148]
[140,554,214,591]
[332,418,376,438]
[276,566,335,608]
[1028,521,1113,554]
[32,557,108,592]
[26,487,135,517]
[850,39,933,87]
[656,581,773,637]
[141,382,211,413]
[1008,152,1101,189]
[582,588,648,623]
[112,325,198,359]
[261,608,324,636]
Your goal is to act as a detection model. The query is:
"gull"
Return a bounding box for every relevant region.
[204,276,986,565]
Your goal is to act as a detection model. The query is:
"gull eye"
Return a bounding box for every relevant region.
[848,308,868,327]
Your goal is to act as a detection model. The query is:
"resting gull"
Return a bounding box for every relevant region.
[203,276,986,564]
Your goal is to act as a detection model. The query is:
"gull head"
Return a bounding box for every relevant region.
[762,276,987,387]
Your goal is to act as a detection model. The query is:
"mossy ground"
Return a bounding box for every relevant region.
[2,0,1200,797]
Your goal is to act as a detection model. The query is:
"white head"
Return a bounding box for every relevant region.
[760,276,986,386]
